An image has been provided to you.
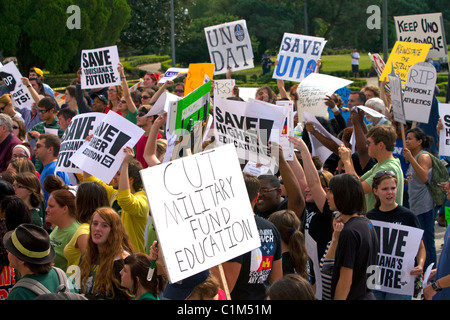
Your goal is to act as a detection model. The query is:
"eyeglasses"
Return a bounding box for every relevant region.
[141,95,151,99]
[108,89,117,93]
[138,108,149,117]
[38,109,49,114]
[12,125,18,129]
[374,170,396,178]
[259,187,278,194]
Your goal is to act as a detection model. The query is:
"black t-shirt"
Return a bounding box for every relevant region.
[366,205,420,228]
[331,216,378,300]
[282,251,296,275]
[304,200,334,260]
[230,216,282,300]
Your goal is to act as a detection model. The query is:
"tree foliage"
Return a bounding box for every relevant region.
[0,0,130,74]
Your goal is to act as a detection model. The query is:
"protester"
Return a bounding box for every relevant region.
[56,107,77,131]
[327,173,378,300]
[135,106,162,168]
[11,144,32,161]
[12,117,26,142]
[266,273,316,300]
[255,85,276,104]
[117,63,138,123]
[46,189,79,272]
[29,67,55,97]
[61,85,78,111]
[79,207,134,300]
[0,93,23,121]
[13,172,45,228]
[366,170,426,300]
[0,195,31,231]
[0,113,23,173]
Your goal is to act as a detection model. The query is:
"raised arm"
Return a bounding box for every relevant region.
[118,63,137,114]
[21,77,41,104]
[143,113,167,167]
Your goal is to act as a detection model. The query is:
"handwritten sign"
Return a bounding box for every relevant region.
[70,111,144,183]
[80,45,121,89]
[0,62,33,110]
[389,69,406,125]
[296,73,353,122]
[379,41,431,84]
[394,13,448,59]
[403,61,437,123]
[213,94,285,166]
[204,20,254,75]
[276,100,295,161]
[56,112,105,173]
[158,67,188,84]
[438,103,450,157]
[140,144,260,283]
[273,33,326,83]
[368,220,423,296]
[184,63,214,95]
[214,79,236,99]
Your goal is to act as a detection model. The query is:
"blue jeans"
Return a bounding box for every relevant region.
[373,290,412,300]
[416,209,437,270]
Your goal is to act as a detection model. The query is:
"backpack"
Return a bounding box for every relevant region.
[12,267,87,300]
[418,150,449,207]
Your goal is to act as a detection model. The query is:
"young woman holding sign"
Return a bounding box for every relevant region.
[367,170,426,300]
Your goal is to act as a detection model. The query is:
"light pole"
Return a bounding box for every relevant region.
[171,0,176,66]
[382,0,388,62]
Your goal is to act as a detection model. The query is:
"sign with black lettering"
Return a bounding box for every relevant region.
[140,143,260,283]
[0,61,33,110]
[438,103,450,156]
[213,94,285,166]
[403,61,437,123]
[70,111,144,183]
[273,33,326,83]
[80,45,121,89]
[388,68,406,125]
[367,220,423,295]
[394,13,447,59]
[204,20,254,75]
[56,113,105,173]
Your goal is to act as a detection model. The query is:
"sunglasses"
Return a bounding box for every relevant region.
[174,89,184,93]
[38,109,49,114]
[138,108,149,117]
[119,100,127,104]
[374,170,396,178]
[12,125,18,129]
[141,95,151,99]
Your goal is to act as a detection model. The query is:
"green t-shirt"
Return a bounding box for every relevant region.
[50,220,81,272]
[124,109,138,124]
[361,157,404,212]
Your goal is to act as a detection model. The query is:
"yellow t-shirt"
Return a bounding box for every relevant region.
[64,223,90,268]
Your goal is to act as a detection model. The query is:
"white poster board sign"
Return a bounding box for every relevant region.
[369,220,423,296]
[389,69,406,124]
[273,33,327,83]
[56,112,105,173]
[140,144,261,283]
[403,61,437,123]
[438,103,450,157]
[204,20,254,75]
[0,61,33,110]
[158,67,188,84]
[70,111,144,183]
[276,100,295,161]
[394,12,448,59]
[214,79,236,98]
[213,94,285,165]
[80,45,121,89]
[297,73,353,122]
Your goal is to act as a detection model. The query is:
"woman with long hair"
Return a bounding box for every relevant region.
[79,207,134,300]
[403,127,436,270]
[13,172,45,227]
[367,170,426,300]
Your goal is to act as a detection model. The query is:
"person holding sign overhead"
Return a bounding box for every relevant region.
[367,171,426,300]
[117,63,137,124]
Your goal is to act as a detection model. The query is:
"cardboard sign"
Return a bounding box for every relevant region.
[158,67,188,84]
[438,103,450,157]
[0,61,33,110]
[140,143,260,283]
[80,45,121,89]
[70,111,144,183]
[167,81,211,136]
[56,113,105,173]
[184,63,215,95]
[394,12,448,59]
[389,69,406,125]
[368,220,423,296]
[214,79,236,99]
[369,53,390,93]
[204,20,254,75]
[273,33,327,83]
[276,100,295,161]
[379,41,431,84]
[213,94,285,166]
[296,73,353,122]
[403,61,437,123]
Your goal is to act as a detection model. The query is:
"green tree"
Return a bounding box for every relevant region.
[0,0,130,74]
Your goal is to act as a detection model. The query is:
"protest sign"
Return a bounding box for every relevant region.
[305,232,322,299]
[379,41,431,84]
[236,87,257,101]
[56,112,105,173]
[213,94,285,166]
[368,220,423,295]
[214,79,236,99]
[158,67,188,84]
[184,63,215,95]
[438,103,450,156]
[167,80,211,136]
[296,73,353,122]
[144,92,180,118]
[403,61,437,123]
[389,68,406,125]
[140,143,260,283]
[80,45,121,89]
[369,53,390,93]
[70,111,144,183]
[273,33,327,83]
[0,61,33,110]
[276,100,295,161]
[394,13,447,59]
[204,20,254,75]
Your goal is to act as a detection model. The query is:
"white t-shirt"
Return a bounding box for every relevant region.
[351,52,360,65]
